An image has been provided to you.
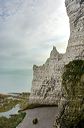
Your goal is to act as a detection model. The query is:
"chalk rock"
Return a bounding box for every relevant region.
[29,47,63,105]
[29,0,84,106]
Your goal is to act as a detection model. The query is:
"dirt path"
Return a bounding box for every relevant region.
[17,107,58,128]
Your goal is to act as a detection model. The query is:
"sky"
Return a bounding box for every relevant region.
[0,0,70,93]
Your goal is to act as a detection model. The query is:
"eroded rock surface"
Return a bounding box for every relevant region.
[29,46,64,105]
[64,0,84,62]
[54,60,84,128]
[29,0,84,106]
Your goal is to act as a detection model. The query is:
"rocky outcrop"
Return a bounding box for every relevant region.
[29,0,84,106]
[53,0,84,127]
[54,60,84,128]
[64,0,84,62]
[29,46,64,105]
[29,1,84,107]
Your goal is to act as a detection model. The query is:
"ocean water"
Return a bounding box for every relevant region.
[0,69,32,93]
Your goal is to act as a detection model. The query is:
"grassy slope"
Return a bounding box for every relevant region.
[0,92,30,128]
[0,112,26,128]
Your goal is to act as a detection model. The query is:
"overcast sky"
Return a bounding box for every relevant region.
[0,0,70,93]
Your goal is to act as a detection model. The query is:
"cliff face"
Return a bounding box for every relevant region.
[54,60,84,128]
[29,47,64,105]
[66,0,84,46]
[64,0,84,61]
[29,0,84,105]
[62,60,84,128]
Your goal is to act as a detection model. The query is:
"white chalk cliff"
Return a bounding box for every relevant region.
[29,0,84,105]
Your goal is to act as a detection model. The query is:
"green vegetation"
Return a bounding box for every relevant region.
[0,92,30,128]
[61,60,84,128]
[0,92,30,112]
[0,99,19,112]
[0,112,26,128]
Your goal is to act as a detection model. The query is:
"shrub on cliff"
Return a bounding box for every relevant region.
[61,60,84,128]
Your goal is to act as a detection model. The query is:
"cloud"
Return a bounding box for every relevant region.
[0,0,70,93]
